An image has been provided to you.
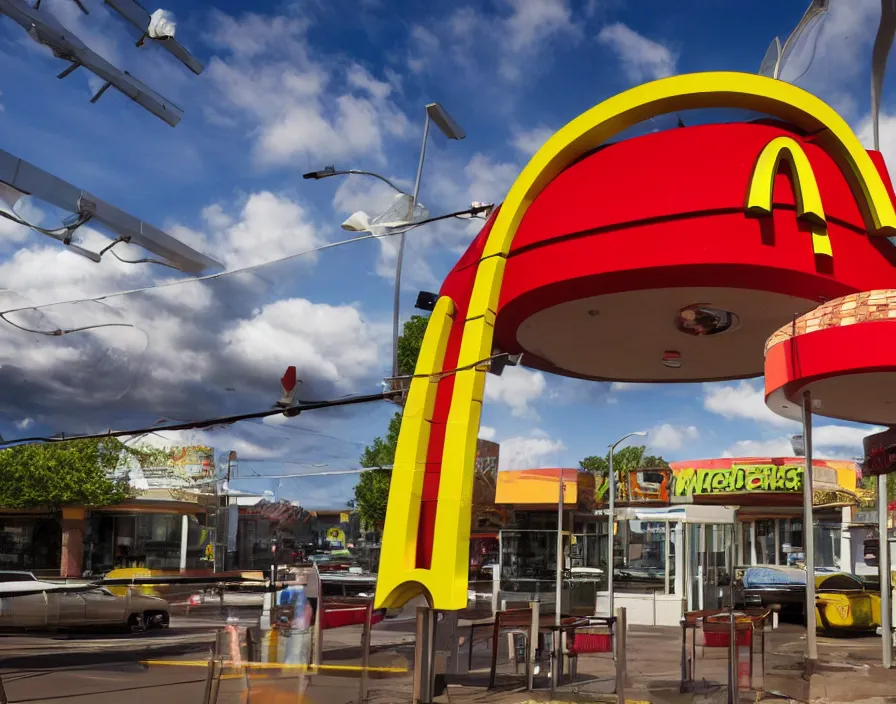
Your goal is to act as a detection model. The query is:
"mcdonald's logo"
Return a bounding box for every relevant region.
[375,71,896,612]
[746,136,833,257]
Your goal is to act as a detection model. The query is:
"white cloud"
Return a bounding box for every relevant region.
[414,0,581,86]
[648,423,699,452]
[500,0,580,54]
[597,23,677,83]
[484,366,547,418]
[204,9,409,167]
[611,382,636,392]
[498,432,567,470]
[703,381,797,428]
[14,417,32,430]
[479,425,497,441]
[511,126,555,157]
[407,25,440,73]
[724,424,882,460]
[169,192,323,270]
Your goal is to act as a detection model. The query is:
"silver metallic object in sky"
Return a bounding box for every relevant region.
[104,0,204,75]
[0,148,222,273]
[0,0,183,126]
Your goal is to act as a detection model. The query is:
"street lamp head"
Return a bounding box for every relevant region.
[341,211,372,232]
[426,102,466,140]
[302,166,336,180]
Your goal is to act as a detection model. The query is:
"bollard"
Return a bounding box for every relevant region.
[615,607,627,704]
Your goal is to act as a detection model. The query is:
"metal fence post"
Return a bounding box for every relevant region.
[528,600,540,691]
[359,599,373,704]
[201,654,216,704]
[615,607,627,704]
[727,611,737,704]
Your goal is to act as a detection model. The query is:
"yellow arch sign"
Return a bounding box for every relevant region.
[375,71,896,611]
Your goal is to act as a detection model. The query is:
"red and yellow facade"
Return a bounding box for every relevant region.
[376,72,896,611]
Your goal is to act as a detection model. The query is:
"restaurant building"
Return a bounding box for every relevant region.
[491,458,869,625]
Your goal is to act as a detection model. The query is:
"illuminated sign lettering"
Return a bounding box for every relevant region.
[673,464,803,497]
[863,428,896,476]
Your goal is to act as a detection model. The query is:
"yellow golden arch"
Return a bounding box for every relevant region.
[375,71,896,611]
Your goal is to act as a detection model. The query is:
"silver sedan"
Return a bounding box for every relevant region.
[0,586,170,633]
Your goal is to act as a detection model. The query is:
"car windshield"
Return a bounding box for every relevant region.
[0,573,36,582]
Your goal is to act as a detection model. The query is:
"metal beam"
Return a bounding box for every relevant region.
[0,148,222,273]
[104,0,204,75]
[0,0,183,126]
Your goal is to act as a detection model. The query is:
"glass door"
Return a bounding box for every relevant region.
[686,523,734,611]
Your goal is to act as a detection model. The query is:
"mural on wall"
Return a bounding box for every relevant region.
[593,468,671,504]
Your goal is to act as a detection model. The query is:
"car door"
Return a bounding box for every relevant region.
[9,593,50,628]
[82,588,127,625]
[55,592,87,627]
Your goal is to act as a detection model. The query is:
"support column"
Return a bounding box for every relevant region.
[180,514,189,572]
[801,391,818,672]
[879,474,892,669]
[60,507,86,578]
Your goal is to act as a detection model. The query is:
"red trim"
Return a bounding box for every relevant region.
[764,321,896,424]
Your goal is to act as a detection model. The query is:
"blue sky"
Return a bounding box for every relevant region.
[0,0,891,507]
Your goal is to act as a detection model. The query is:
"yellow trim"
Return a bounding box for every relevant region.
[375,296,456,609]
[746,136,832,257]
[377,71,896,612]
[141,660,408,673]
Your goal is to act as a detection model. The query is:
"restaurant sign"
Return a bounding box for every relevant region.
[673,464,803,497]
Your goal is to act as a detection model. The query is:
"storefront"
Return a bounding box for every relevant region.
[490,459,862,625]
[0,512,62,577]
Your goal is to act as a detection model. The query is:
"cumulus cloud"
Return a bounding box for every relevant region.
[0,190,388,441]
[169,192,324,270]
[648,423,699,452]
[597,23,677,84]
[484,366,548,418]
[511,126,555,157]
[498,431,567,470]
[724,424,882,460]
[203,8,409,167]
[479,425,497,441]
[703,381,797,428]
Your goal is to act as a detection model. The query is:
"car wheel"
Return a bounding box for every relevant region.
[146,611,169,630]
[127,613,146,634]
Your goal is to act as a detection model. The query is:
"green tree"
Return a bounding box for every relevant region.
[353,315,429,531]
[0,438,166,509]
[579,445,669,475]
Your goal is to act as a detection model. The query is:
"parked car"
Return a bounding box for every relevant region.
[0,571,169,633]
[734,565,881,633]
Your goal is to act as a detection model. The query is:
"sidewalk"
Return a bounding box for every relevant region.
[300,619,896,704]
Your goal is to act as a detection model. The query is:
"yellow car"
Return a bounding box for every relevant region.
[815,572,881,633]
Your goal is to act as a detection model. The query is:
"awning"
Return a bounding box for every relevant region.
[596,504,737,524]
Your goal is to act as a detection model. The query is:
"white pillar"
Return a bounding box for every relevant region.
[840,507,853,573]
[179,514,189,571]
[774,518,781,566]
[749,521,758,566]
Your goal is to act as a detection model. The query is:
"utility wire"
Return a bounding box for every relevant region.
[0,204,489,325]
[0,391,398,447]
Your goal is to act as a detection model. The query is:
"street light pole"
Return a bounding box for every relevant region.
[607,431,648,617]
[392,103,464,379]
[556,475,565,627]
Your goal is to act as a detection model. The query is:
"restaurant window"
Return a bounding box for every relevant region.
[0,517,60,573]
